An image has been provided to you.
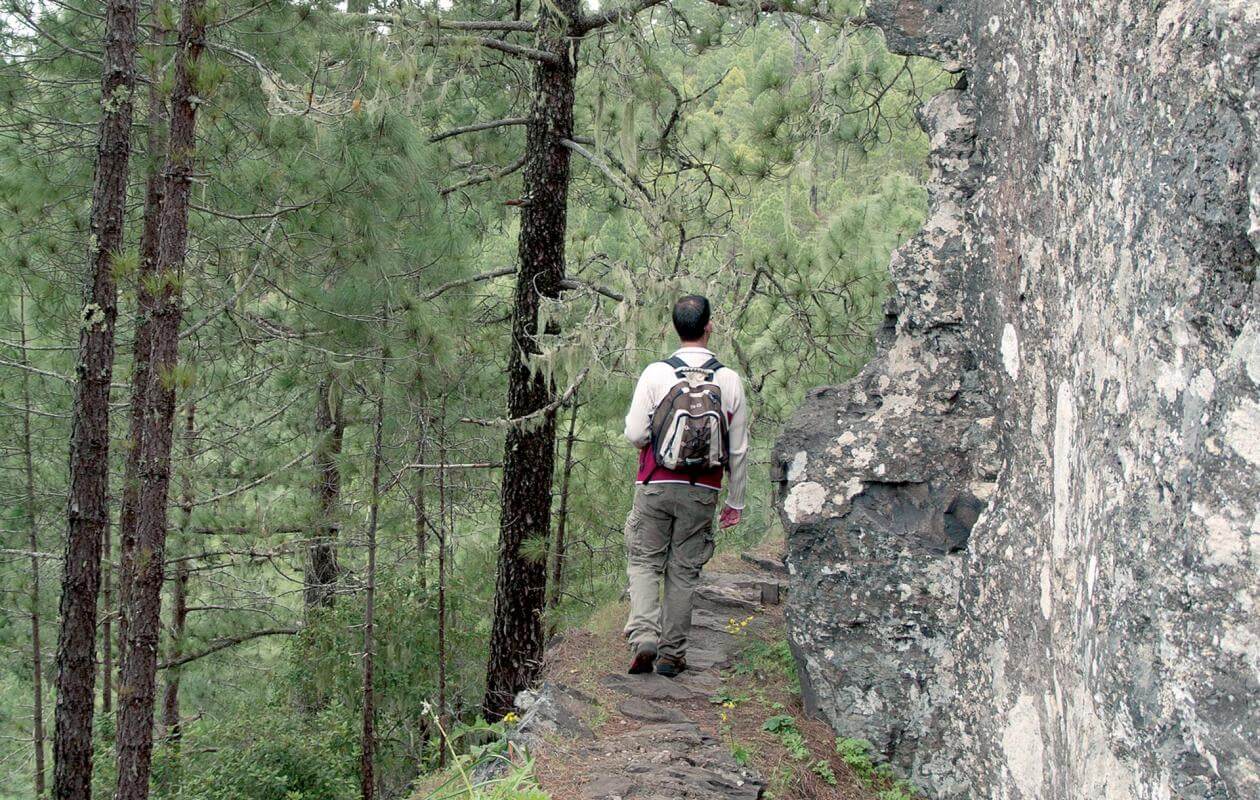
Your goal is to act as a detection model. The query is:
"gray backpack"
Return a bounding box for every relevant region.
[647,356,729,480]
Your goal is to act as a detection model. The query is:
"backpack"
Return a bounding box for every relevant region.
[646,356,729,481]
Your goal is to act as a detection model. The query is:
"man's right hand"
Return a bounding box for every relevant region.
[720,505,741,529]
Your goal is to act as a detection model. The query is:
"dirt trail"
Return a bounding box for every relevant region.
[513,544,874,800]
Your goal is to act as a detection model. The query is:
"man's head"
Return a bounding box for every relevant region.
[672,295,712,344]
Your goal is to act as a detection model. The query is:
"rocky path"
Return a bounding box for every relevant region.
[512,555,789,800]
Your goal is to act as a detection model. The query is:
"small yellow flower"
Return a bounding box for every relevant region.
[502,712,520,724]
[720,711,728,722]
[723,701,735,709]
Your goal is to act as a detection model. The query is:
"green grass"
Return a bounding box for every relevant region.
[735,639,800,695]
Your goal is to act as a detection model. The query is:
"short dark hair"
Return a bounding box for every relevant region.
[672,295,711,340]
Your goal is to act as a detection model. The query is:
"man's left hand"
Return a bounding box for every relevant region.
[720,505,741,529]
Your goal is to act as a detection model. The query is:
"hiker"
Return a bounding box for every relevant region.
[621,294,749,678]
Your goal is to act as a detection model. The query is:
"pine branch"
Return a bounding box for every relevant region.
[575,0,668,33]
[361,14,537,33]
[429,117,530,143]
[422,267,516,300]
[440,153,529,196]
[158,628,298,669]
[558,278,624,302]
[461,365,592,428]
[560,138,653,202]
[418,34,561,65]
[577,0,852,33]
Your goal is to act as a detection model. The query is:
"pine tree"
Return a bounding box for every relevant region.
[52,0,139,794]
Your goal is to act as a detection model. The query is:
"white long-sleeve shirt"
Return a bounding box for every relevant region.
[623,346,750,510]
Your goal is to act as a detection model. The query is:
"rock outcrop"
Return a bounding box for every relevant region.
[773,2,1258,798]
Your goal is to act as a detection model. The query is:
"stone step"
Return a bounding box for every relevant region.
[739,552,788,577]
[580,723,764,800]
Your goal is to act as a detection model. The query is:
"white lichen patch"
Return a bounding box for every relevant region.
[1155,356,1188,403]
[787,450,808,482]
[1201,513,1247,568]
[1188,368,1215,402]
[1002,693,1046,798]
[1224,399,1260,466]
[784,481,827,523]
[1231,322,1260,385]
[1053,381,1074,557]
[1001,323,1021,379]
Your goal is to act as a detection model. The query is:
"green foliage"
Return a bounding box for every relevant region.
[835,737,923,799]
[761,715,809,761]
[811,759,838,786]
[153,713,359,800]
[709,686,750,706]
[735,639,800,695]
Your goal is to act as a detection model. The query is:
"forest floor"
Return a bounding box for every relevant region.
[510,539,887,800]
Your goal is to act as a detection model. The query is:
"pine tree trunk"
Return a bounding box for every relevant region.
[482,0,579,720]
[360,388,384,800]
[412,418,428,591]
[161,565,188,743]
[53,0,138,793]
[113,1,206,796]
[117,0,170,677]
[306,374,343,611]
[436,439,448,768]
[547,402,579,631]
[101,524,112,718]
[161,403,196,747]
[20,294,47,798]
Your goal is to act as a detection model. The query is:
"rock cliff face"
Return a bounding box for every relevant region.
[773,2,1258,798]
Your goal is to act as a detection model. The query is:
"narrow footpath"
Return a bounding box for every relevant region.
[510,543,874,800]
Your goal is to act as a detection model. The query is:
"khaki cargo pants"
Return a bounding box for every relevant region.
[623,483,718,660]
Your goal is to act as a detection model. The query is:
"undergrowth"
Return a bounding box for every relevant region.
[835,737,923,800]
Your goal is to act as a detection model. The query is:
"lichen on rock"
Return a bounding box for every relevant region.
[773,2,1259,798]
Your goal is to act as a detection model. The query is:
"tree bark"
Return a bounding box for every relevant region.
[360,387,384,800]
[436,435,448,768]
[101,523,112,718]
[161,403,196,747]
[547,401,579,632]
[20,294,47,798]
[53,0,138,793]
[117,0,170,681]
[482,0,578,720]
[306,374,344,612]
[113,0,206,796]
[412,419,428,591]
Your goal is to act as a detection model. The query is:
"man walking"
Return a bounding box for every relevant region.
[622,295,749,677]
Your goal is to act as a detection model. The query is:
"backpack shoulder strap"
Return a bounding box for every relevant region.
[699,357,723,374]
[663,355,688,374]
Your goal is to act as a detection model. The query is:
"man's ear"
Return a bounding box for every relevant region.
[705,320,713,333]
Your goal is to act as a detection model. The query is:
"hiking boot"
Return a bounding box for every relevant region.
[628,643,657,675]
[655,655,687,678]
